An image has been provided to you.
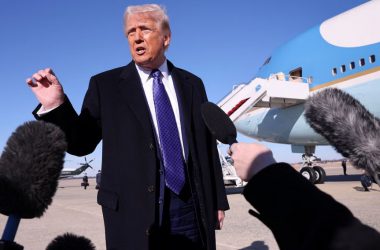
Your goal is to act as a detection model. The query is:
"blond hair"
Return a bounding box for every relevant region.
[124,4,171,34]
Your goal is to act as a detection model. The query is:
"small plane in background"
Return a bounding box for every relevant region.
[59,157,94,179]
[218,1,380,185]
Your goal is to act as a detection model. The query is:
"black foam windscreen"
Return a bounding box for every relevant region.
[201,102,237,145]
[0,121,67,218]
[46,233,96,250]
[304,88,380,184]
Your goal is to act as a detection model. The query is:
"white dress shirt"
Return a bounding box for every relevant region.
[136,61,185,158]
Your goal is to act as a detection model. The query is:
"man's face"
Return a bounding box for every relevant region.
[125,13,170,70]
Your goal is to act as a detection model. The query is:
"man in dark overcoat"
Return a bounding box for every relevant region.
[26,3,229,250]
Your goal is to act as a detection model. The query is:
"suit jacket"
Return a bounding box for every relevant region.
[33,61,229,250]
[243,163,380,250]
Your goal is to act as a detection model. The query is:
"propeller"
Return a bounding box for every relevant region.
[79,157,94,168]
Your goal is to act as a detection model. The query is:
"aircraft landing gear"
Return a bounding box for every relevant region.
[300,150,326,184]
[360,174,372,191]
[300,166,316,183]
[359,171,380,191]
[312,166,326,184]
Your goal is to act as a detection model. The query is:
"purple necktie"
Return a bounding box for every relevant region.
[152,69,185,194]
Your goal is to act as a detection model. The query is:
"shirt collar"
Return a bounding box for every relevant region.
[135,60,169,83]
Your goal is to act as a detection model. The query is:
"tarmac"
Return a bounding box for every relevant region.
[1,165,379,250]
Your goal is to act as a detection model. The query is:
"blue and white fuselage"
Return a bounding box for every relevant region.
[225,1,380,148]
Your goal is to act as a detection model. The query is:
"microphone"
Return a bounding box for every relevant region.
[46,233,96,250]
[0,121,67,244]
[201,102,237,145]
[304,88,380,185]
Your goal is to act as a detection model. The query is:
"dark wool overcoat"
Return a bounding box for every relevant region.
[34,61,229,250]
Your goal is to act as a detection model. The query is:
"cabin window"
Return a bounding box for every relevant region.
[332,68,337,76]
[340,65,346,73]
[350,62,355,70]
[359,58,365,66]
[369,55,376,63]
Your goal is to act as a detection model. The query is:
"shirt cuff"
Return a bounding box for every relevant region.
[36,105,60,116]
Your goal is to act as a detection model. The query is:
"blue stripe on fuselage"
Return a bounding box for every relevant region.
[255,25,380,89]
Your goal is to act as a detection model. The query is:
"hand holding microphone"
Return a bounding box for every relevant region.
[229,142,276,181]
[201,102,276,181]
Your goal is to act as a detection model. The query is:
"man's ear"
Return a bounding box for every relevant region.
[163,33,171,50]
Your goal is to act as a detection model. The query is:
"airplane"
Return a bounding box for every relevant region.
[217,1,380,185]
[59,157,93,179]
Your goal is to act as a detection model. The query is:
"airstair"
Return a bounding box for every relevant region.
[218,73,310,122]
[217,73,310,187]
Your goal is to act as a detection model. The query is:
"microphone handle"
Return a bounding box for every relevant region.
[1,215,20,242]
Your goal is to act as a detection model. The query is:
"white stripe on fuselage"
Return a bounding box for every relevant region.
[320,1,380,48]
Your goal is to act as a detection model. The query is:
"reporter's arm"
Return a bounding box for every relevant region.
[230,143,380,249]
[244,163,380,250]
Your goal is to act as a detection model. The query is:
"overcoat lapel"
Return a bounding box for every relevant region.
[118,62,155,139]
[168,61,193,161]
[116,61,193,156]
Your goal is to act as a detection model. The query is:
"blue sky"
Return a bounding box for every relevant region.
[0,0,367,175]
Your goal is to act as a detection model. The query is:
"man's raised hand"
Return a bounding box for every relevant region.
[26,68,65,110]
